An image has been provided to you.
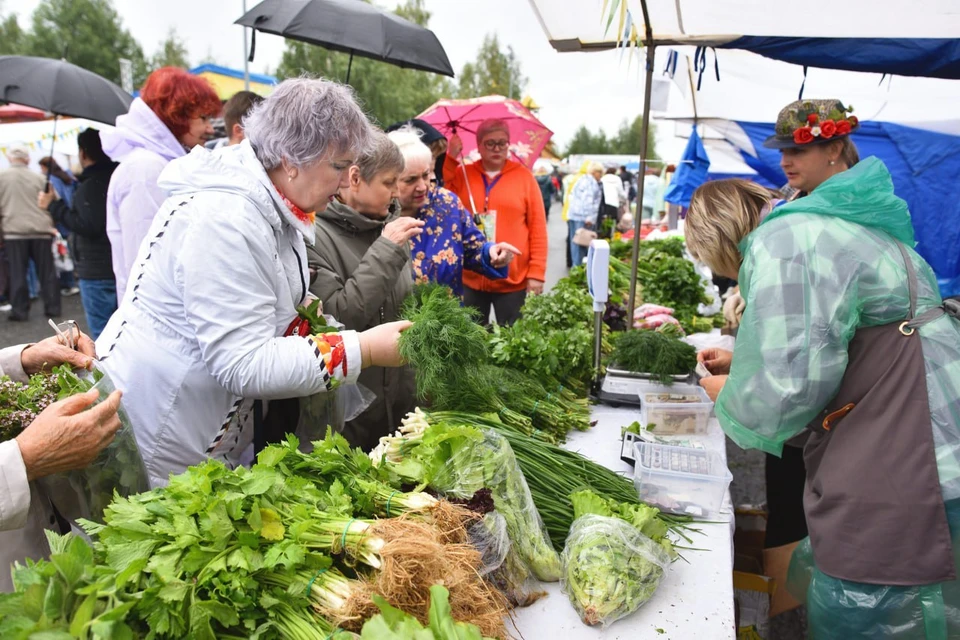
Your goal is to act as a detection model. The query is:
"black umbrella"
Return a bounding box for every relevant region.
[0,55,132,188]
[236,0,455,83]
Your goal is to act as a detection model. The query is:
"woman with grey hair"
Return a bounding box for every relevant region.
[307,131,422,451]
[95,78,411,486]
[388,127,517,299]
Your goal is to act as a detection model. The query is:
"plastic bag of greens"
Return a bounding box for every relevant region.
[296,383,375,452]
[467,512,511,577]
[37,365,149,524]
[561,514,671,627]
[431,429,562,582]
[469,512,547,607]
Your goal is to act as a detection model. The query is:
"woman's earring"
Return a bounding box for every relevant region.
[829,160,836,166]
[288,175,294,182]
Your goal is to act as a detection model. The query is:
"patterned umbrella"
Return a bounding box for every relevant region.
[417,95,553,170]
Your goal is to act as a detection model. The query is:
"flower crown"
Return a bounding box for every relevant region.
[790,102,858,145]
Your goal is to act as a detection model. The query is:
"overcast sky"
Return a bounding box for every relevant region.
[11,0,671,153]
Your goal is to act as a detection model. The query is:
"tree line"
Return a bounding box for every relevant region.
[0,0,653,158]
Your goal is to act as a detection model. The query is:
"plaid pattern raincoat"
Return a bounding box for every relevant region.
[719,157,960,638]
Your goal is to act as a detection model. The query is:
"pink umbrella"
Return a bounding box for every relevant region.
[417,95,553,170]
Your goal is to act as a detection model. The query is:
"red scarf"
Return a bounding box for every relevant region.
[276,189,316,225]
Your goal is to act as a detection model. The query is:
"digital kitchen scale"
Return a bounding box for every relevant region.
[597,368,691,408]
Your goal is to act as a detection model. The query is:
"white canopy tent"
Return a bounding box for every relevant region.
[528,0,960,50]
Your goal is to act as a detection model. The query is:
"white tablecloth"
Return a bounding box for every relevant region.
[511,405,736,639]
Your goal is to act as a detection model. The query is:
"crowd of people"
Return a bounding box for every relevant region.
[1,66,959,638]
[0,70,547,563]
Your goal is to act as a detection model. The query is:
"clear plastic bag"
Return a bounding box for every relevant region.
[37,365,149,524]
[430,429,562,582]
[786,501,960,639]
[52,232,74,274]
[561,514,670,627]
[295,383,376,452]
[469,512,546,607]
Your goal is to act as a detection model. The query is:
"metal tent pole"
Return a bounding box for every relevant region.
[627,5,655,316]
[242,0,250,90]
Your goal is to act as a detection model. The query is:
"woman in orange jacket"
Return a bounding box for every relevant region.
[446,119,548,325]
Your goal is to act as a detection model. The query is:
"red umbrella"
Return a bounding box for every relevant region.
[417,95,553,170]
[0,103,49,122]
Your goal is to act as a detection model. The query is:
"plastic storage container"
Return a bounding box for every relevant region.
[633,441,732,519]
[637,382,714,435]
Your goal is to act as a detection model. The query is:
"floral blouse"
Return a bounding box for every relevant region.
[410,187,507,298]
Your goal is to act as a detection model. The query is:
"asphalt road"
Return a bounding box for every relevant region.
[0,290,90,347]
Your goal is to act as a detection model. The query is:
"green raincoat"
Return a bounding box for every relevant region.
[718,157,960,638]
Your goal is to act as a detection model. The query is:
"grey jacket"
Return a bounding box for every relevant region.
[307,200,417,451]
[0,165,55,239]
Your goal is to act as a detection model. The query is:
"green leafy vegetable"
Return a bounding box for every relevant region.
[374,414,562,582]
[360,585,493,640]
[561,514,671,627]
[610,330,697,384]
[0,365,98,442]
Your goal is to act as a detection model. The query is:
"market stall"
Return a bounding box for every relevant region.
[0,234,737,638]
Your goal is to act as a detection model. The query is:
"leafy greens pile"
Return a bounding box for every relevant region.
[0,365,98,442]
[0,431,509,640]
[372,409,562,582]
[410,411,693,553]
[400,285,591,442]
[359,585,494,640]
[610,329,697,384]
[606,237,721,335]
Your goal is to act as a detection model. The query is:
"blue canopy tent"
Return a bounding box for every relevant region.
[719,37,960,80]
[663,127,709,207]
[735,120,960,296]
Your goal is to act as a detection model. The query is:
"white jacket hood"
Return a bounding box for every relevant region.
[101,98,186,164]
[157,140,316,245]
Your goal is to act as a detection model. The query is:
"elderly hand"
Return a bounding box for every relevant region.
[17,389,123,481]
[382,217,425,246]
[488,242,520,268]
[359,320,413,368]
[700,375,728,403]
[37,185,57,211]
[697,348,733,376]
[21,332,97,375]
[526,279,544,296]
[448,134,463,159]
[723,290,745,326]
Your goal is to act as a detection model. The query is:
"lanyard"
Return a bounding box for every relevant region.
[481,173,502,212]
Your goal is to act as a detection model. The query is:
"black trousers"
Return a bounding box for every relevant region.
[5,237,60,319]
[764,446,809,548]
[463,287,526,326]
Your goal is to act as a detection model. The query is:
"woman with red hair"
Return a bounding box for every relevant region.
[101,67,220,304]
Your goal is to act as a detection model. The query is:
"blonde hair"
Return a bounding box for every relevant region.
[836,136,860,168]
[587,161,604,174]
[685,179,771,277]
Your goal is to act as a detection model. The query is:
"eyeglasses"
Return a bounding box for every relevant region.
[482,140,510,151]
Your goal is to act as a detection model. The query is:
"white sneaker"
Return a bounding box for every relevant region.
[0,303,10,312]
[61,286,80,296]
